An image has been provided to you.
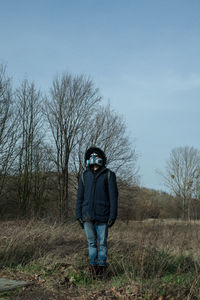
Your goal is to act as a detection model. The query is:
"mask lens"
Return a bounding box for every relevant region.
[90,153,97,164]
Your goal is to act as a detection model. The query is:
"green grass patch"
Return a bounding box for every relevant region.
[0,287,24,299]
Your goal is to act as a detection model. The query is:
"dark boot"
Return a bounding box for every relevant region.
[89,265,98,279]
[96,265,107,280]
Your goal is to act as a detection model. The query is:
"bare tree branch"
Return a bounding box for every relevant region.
[44,73,101,219]
[158,146,200,219]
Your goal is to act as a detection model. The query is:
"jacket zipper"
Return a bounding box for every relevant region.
[91,168,107,219]
[93,175,96,219]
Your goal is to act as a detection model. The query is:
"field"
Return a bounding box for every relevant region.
[1,219,200,300]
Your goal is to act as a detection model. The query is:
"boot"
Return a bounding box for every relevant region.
[89,265,98,279]
[96,265,107,280]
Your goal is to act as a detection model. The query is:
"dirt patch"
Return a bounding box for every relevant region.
[9,285,81,300]
[8,284,141,300]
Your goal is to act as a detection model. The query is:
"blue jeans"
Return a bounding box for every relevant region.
[84,221,108,267]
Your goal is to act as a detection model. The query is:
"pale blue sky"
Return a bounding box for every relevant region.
[1,0,200,191]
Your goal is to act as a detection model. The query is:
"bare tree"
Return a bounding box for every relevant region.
[159,146,200,219]
[44,73,101,219]
[31,142,54,216]
[0,64,18,196]
[15,79,44,216]
[70,104,139,186]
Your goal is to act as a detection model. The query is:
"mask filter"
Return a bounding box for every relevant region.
[86,153,103,167]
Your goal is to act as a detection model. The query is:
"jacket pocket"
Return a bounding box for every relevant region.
[95,202,110,216]
[95,203,105,216]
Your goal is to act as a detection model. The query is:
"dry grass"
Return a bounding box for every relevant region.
[111,219,200,258]
[1,219,200,299]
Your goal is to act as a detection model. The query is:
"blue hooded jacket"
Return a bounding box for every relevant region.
[76,148,118,223]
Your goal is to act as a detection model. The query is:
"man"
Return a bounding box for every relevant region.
[76,147,118,278]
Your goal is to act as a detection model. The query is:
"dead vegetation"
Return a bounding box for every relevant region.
[1,219,200,299]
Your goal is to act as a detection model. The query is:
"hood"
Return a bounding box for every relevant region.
[85,147,107,166]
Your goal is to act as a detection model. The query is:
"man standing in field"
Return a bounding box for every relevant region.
[76,147,118,278]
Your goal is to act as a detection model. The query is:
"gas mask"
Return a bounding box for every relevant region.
[86,153,103,167]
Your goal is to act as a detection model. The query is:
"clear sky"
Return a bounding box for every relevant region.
[1,0,200,191]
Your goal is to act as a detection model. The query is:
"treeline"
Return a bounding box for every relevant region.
[1,63,200,221]
[119,185,200,221]
[0,64,138,220]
